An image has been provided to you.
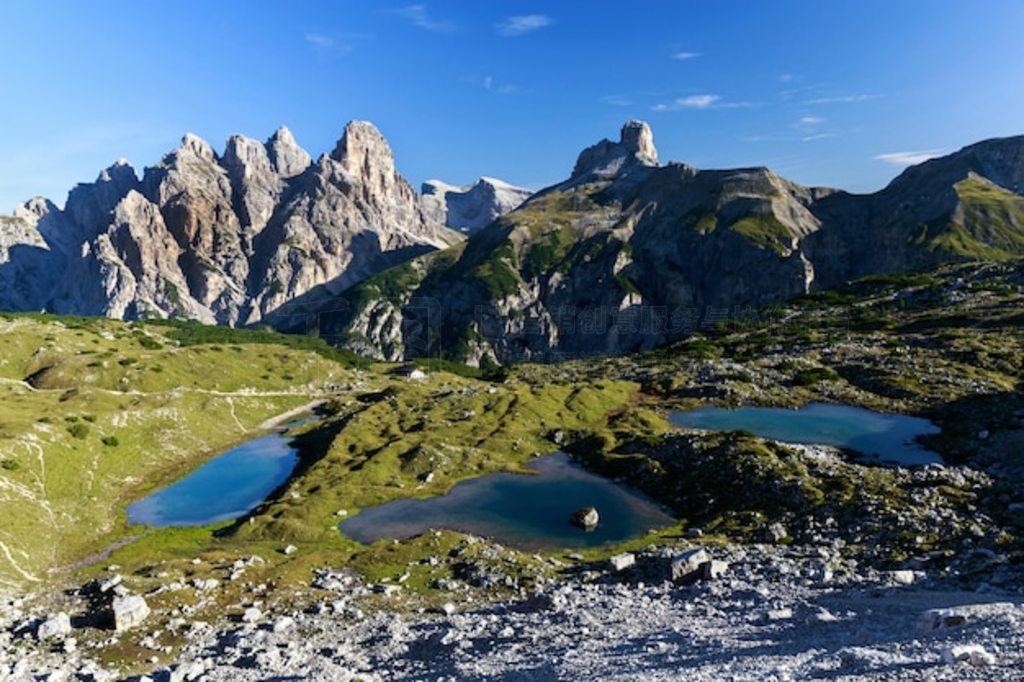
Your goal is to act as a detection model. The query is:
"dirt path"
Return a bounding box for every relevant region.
[258,398,328,430]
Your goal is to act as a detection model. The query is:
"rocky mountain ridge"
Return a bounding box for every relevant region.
[421,177,531,234]
[0,122,465,325]
[300,121,1024,364]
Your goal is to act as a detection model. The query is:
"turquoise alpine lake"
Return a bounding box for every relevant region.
[339,452,674,550]
[669,402,941,466]
[126,426,302,527]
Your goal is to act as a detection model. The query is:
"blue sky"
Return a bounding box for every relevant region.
[2,0,1023,212]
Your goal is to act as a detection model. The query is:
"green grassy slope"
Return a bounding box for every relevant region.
[0,314,352,588]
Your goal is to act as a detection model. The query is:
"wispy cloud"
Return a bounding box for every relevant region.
[396,4,455,32]
[798,116,825,126]
[672,51,700,60]
[652,94,720,111]
[804,93,882,105]
[483,75,519,95]
[652,94,756,111]
[305,33,335,49]
[602,94,633,106]
[779,73,797,83]
[495,14,553,37]
[743,131,835,143]
[874,150,943,167]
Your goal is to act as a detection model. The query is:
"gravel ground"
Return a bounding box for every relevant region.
[6,544,1020,681]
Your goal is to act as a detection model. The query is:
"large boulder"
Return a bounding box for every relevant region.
[670,548,710,584]
[112,594,150,631]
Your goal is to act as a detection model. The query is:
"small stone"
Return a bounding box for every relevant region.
[765,608,793,622]
[192,578,219,591]
[762,523,788,544]
[335,509,348,517]
[608,553,636,572]
[283,545,298,556]
[36,612,72,640]
[942,644,995,666]
[98,574,123,593]
[376,584,402,597]
[808,559,833,584]
[440,602,457,616]
[809,608,839,623]
[920,608,967,631]
[241,607,261,624]
[700,559,729,580]
[888,570,916,586]
[272,616,294,633]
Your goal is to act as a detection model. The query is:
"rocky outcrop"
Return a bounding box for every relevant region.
[0,121,461,325]
[571,119,659,181]
[421,177,531,233]
[312,122,1024,364]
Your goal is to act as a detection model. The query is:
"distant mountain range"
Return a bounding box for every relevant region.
[2,119,1022,364]
[0,122,523,326]
[280,121,1024,364]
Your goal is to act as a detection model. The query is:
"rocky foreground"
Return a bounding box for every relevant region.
[4,540,1022,681]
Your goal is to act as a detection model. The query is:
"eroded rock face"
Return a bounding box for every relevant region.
[316,123,1024,365]
[0,121,461,326]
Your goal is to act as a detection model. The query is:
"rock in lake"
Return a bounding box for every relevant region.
[570,507,600,531]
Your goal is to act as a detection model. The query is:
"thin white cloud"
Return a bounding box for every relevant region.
[801,133,834,142]
[804,93,881,105]
[396,4,455,32]
[305,33,334,49]
[799,116,825,126]
[874,150,944,167]
[602,94,633,106]
[482,75,519,95]
[672,51,700,60]
[652,94,721,111]
[496,14,553,36]
[779,73,796,83]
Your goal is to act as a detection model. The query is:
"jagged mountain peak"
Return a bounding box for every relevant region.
[269,124,296,144]
[267,126,311,178]
[223,133,273,171]
[331,120,393,166]
[620,120,658,165]
[571,120,660,181]
[98,158,138,183]
[0,118,460,326]
[178,132,218,161]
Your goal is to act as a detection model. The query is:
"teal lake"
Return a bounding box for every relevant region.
[339,452,674,550]
[669,402,941,466]
[126,428,300,527]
